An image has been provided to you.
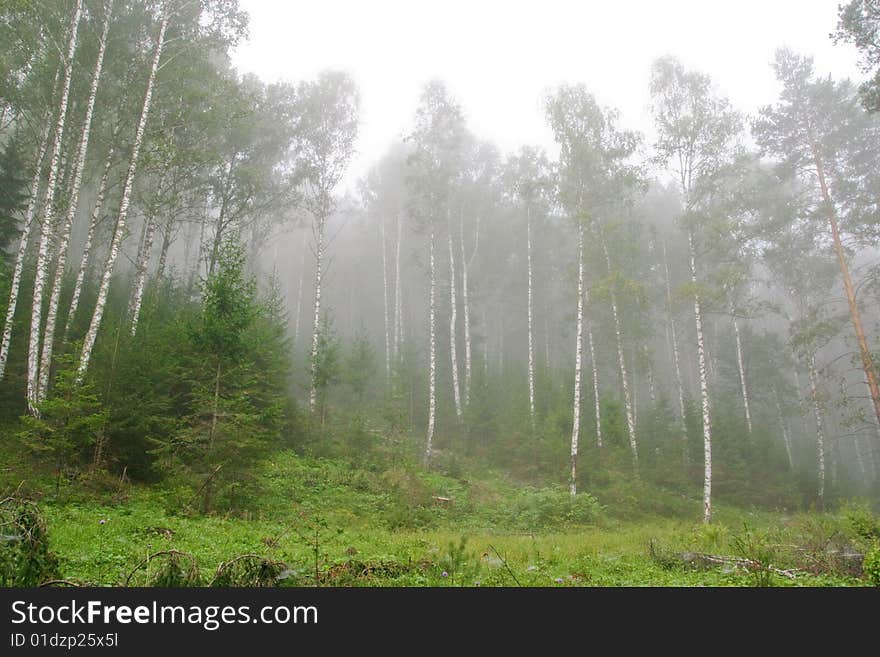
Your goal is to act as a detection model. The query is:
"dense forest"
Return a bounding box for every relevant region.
[2,0,880,587]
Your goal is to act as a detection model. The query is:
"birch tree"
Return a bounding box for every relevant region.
[650,56,743,523]
[546,84,642,490]
[505,146,551,432]
[0,119,50,381]
[27,0,83,413]
[37,0,115,402]
[292,71,359,415]
[78,0,170,381]
[406,81,467,465]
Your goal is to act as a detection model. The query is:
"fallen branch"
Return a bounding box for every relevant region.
[678,551,800,579]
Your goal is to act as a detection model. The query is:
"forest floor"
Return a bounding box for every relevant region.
[2,446,874,587]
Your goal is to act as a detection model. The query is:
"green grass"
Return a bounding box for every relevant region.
[2,447,868,587]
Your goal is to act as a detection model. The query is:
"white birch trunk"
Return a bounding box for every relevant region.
[570,224,584,496]
[65,135,116,343]
[662,240,689,463]
[460,208,479,406]
[807,354,826,506]
[380,214,390,382]
[37,0,113,402]
[460,216,471,407]
[731,311,753,435]
[425,225,437,465]
[526,204,536,430]
[601,239,638,466]
[128,215,158,335]
[447,222,462,421]
[77,1,169,382]
[688,229,713,524]
[28,0,83,413]
[0,119,51,381]
[308,211,325,414]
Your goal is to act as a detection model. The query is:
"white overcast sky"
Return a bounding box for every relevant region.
[230,0,864,189]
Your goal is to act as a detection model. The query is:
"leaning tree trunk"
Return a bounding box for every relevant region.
[27,0,83,413]
[155,211,176,281]
[731,310,753,435]
[425,224,437,465]
[64,132,117,343]
[526,204,536,431]
[447,220,462,421]
[128,213,159,335]
[688,228,713,524]
[77,1,169,382]
[380,214,391,382]
[0,119,51,381]
[807,354,826,507]
[773,386,794,471]
[308,207,326,414]
[570,223,585,496]
[662,239,688,462]
[37,0,114,402]
[811,143,880,431]
[601,238,638,468]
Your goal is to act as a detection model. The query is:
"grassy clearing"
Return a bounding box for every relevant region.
[2,448,870,587]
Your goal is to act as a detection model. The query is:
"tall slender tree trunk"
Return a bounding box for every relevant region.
[393,212,403,362]
[28,0,83,413]
[807,354,826,507]
[811,143,880,430]
[308,208,326,414]
[459,207,479,406]
[644,346,657,408]
[380,214,391,382]
[65,132,117,343]
[77,1,169,382]
[128,214,159,335]
[774,386,794,470]
[209,360,221,447]
[526,204,536,431]
[586,302,602,448]
[601,238,638,467]
[425,225,437,465]
[447,221,462,421]
[0,119,51,381]
[155,212,175,281]
[293,231,305,350]
[37,0,113,402]
[570,223,585,496]
[662,239,688,462]
[688,229,713,524]
[731,311,753,435]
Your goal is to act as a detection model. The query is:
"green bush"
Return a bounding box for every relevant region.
[864,545,880,587]
[498,487,602,530]
[842,502,880,542]
[0,498,60,586]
